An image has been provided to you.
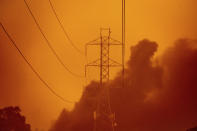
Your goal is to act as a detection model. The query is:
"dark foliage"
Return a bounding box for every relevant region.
[0,106,31,131]
[187,126,197,131]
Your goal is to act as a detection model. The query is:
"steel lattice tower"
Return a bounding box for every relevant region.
[85,28,122,131]
[100,28,110,83]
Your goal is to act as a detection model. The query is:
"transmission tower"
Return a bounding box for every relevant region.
[85,28,122,131]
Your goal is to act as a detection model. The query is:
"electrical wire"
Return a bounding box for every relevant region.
[24,0,84,78]
[48,0,84,55]
[0,22,75,104]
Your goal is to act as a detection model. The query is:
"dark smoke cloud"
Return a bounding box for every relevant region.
[50,39,197,131]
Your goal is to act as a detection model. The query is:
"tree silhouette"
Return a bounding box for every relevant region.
[187,126,197,131]
[0,106,31,131]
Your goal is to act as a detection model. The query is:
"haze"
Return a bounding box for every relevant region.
[0,0,197,130]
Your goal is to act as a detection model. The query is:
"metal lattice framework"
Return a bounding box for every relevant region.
[100,29,110,83]
[85,28,122,131]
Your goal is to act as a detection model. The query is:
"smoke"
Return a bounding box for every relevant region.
[50,39,197,131]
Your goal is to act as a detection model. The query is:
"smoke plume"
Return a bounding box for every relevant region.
[50,39,197,131]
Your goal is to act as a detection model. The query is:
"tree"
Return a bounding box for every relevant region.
[0,106,31,131]
[187,126,197,131]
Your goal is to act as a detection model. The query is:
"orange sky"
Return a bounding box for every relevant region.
[0,0,197,130]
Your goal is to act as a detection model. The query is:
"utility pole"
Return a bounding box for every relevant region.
[122,0,126,89]
[85,28,122,131]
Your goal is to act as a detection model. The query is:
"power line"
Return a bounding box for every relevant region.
[48,0,84,55]
[23,0,84,78]
[0,22,75,104]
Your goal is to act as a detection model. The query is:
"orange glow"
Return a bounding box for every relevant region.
[0,0,197,130]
